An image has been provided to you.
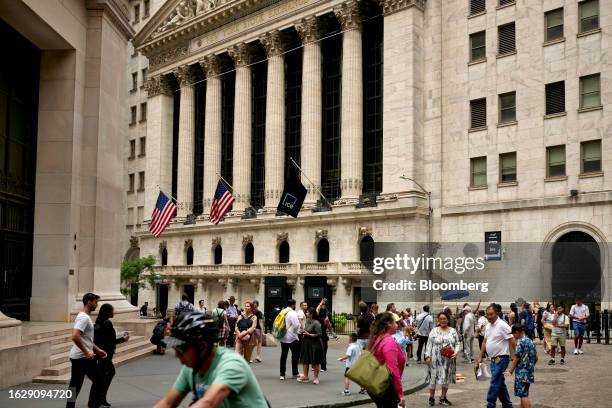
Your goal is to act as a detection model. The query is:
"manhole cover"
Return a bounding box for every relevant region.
[537,379,566,386]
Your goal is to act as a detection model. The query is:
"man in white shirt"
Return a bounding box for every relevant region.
[66,293,107,408]
[279,299,301,380]
[462,306,476,363]
[476,304,515,408]
[415,305,434,363]
[296,301,307,333]
[569,298,589,355]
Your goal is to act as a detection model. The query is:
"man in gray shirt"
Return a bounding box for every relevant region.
[66,293,107,408]
[415,305,434,363]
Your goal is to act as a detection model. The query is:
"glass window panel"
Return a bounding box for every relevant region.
[583,141,601,160]
[548,146,565,164]
[547,9,563,27]
[582,93,601,108]
[580,0,598,18]
[582,75,599,93]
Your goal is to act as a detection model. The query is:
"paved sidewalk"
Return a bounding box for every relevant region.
[0,337,426,408]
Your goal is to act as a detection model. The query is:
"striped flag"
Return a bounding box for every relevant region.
[149,191,177,238]
[209,180,235,225]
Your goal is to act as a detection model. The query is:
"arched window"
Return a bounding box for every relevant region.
[186,246,194,265]
[317,238,329,262]
[244,243,254,264]
[214,245,223,265]
[359,235,374,262]
[161,248,168,266]
[279,241,290,263]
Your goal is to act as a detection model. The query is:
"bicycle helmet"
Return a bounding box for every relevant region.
[164,311,218,349]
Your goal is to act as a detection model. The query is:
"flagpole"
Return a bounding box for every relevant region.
[289,157,332,208]
[214,173,259,213]
[157,184,178,202]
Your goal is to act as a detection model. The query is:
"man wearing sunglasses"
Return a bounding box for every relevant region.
[153,312,268,408]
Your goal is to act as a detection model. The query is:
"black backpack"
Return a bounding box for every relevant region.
[152,321,166,338]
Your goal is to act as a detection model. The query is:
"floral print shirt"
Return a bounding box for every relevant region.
[515,336,536,383]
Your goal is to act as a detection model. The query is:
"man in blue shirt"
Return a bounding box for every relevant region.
[506,325,538,408]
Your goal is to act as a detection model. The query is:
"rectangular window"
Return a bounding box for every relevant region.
[470,98,487,129]
[128,174,134,192]
[144,0,150,18]
[129,140,136,159]
[140,102,147,122]
[470,31,486,62]
[127,208,134,226]
[130,106,137,125]
[500,152,517,182]
[139,137,146,156]
[499,0,514,6]
[499,92,516,123]
[131,73,137,92]
[471,156,487,187]
[470,0,486,15]
[581,140,602,173]
[498,23,516,55]
[134,4,140,23]
[137,206,144,225]
[138,171,145,191]
[545,81,565,115]
[579,0,599,33]
[141,68,148,87]
[547,145,566,177]
[580,74,601,109]
[545,8,564,42]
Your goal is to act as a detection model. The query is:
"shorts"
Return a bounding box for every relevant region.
[514,381,531,398]
[344,367,350,376]
[255,328,261,337]
[551,334,566,348]
[573,322,586,337]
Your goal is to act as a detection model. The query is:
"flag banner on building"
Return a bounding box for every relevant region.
[277,165,307,217]
[209,179,235,225]
[149,191,177,238]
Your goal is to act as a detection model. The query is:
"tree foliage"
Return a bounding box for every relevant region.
[120,256,157,296]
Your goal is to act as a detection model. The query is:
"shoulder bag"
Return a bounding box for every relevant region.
[346,336,391,397]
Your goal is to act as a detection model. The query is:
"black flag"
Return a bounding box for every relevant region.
[277,165,307,217]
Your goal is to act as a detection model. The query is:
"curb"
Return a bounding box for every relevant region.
[288,377,428,408]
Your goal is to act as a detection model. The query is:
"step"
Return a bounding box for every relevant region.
[23,325,73,341]
[48,337,147,366]
[33,345,155,384]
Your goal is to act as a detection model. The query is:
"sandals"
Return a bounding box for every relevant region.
[313,379,319,385]
[296,376,310,383]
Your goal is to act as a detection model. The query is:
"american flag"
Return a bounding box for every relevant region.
[209,180,235,225]
[149,191,177,237]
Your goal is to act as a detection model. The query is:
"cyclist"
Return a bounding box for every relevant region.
[153,312,269,408]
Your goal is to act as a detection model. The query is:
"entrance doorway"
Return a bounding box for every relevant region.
[0,20,40,320]
[156,284,169,317]
[184,284,195,304]
[264,277,291,331]
[304,277,332,312]
[552,231,602,308]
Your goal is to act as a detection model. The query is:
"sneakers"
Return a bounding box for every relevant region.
[279,376,285,381]
[548,359,555,365]
[439,397,453,406]
[255,356,262,362]
[359,388,367,394]
[574,349,579,355]
[342,389,350,396]
[578,349,584,355]
[428,397,435,406]
[560,358,565,365]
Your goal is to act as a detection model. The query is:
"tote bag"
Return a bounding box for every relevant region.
[346,336,391,397]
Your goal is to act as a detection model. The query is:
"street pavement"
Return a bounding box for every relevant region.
[359,340,612,408]
[0,336,426,408]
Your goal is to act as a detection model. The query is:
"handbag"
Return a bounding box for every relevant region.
[346,336,391,397]
[440,345,454,359]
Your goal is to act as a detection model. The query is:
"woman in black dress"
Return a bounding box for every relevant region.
[297,307,324,384]
[94,304,129,406]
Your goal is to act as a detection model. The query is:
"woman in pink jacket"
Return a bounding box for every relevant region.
[368,312,406,407]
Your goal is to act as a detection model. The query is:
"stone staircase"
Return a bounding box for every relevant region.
[23,321,156,384]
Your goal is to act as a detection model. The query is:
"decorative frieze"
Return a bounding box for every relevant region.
[276,232,288,243]
[172,64,199,86]
[295,16,320,44]
[358,226,372,238]
[144,75,174,97]
[334,0,362,31]
[380,0,426,15]
[148,44,189,71]
[228,42,253,67]
[212,236,222,247]
[184,238,193,249]
[242,234,254,246]
[315,229,328,241]
[260,30,285,57]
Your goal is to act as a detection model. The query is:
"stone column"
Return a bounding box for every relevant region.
[260,30,286,208]
[144,75,175,218]
[173,65,198,217]
[199,55,223,211]
[335,1,363,201]
[381,0,426,195]
[228,43,253,212]
[296,17,322,204]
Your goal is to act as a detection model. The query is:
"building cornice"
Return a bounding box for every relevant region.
[380,0,426,15]
[86,0,135,40]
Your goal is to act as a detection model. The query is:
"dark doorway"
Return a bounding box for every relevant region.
[214,245,222,264]
[317,239,329,262]
[157,284,169,317]
[552,231,602,306]
[0,20,40,320]
[279,241,290,263]
[130,283,139,306]
[161,248,168,265]
[304,276,332,312]
[184,284,195,304]
[360,235,374,262]
[186,246,194,265]
[245,243,254,264]
[264,276,291,331]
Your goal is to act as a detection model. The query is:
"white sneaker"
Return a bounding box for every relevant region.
[573,349,579,355]
[578,349,584,355]
[280,376,285,381]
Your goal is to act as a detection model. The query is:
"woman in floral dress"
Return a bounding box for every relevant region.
[424,311,460,406]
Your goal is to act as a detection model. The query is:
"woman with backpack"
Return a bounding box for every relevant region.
[234,301,258,362]
[151,317,170,355]
[212,300,229,347]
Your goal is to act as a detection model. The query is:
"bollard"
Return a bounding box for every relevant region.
[604,310,609,345]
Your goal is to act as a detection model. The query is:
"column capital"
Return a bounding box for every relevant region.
[334,0,362,31]
[228,42,254,68]
[295,16,321,44]
[198,54,223,77]
[260,30,285,58]
[380,0,426,15]
[172,64,198,86]
[144,74,174,97]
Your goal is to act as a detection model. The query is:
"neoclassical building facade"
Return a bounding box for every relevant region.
[132,0,612,316]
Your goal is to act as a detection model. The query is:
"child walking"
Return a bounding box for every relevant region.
[338,333,361,395]
[505,325,538,408]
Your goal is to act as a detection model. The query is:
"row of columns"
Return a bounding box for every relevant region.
[144,0,424,218]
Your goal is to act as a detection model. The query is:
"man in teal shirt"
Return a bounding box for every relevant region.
[154,312,268,408]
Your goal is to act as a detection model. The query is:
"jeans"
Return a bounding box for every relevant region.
[66,358,100,408]
[320,337,329,370]
[280,340,301,376]
[416,335,428,362]
[487,355,513,408]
